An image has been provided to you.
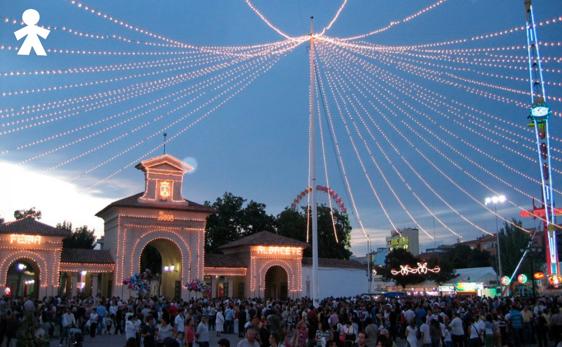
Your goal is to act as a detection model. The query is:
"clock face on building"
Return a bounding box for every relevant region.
[531,105,550,118]
[159,181,171,200]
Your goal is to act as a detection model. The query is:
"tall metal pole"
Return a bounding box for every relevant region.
[494,205,503,281]
[524,0,559,281]
[309,16,319,306]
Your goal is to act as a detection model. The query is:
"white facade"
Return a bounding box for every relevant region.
[302,266,368,298]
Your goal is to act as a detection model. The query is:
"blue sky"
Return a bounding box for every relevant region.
[0,0,561,255]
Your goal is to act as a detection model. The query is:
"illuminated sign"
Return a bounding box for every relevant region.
[159,181,171,200]
[388,236,409,250]
[9,234,42,245]
[534,272,545,280]
[157,211,175,222]
[454,282,483,292]
[517,274,528,284]
[253,246,302,257]
[390,262,440,276]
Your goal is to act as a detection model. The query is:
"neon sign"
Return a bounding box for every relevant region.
[9,234,42,245]
[253,246,301,257]
[390,262,440,276]
[157,211,175,222]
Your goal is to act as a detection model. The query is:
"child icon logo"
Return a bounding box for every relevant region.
[14,9,50,56]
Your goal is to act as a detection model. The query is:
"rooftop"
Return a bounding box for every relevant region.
[61,249,115,264]
[0,217,70,237]
[96,192,214,217]
[219,231,308,250]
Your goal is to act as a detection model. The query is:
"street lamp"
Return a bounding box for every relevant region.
[485,194,506,284]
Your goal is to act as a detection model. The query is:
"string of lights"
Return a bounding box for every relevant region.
[0,39,300,120]
[0,54,238,97]
[0,53,267,129]
[324,44,561,199]
[10,57,263,155]
[243,0,297,41]
[317,44,484,237]
[319,43,547,229]
[341,47,562,146]
[339,0,448,41]
[88,54,281,188]
[318,0,348,37]
[324,47,548,228]
[314,55,372,242]
[0,59,244,133]
[47,56,274,171]
[314,81,340,243]
[329,67,447,240]
[324,43,562,148]
[319,54,406,237]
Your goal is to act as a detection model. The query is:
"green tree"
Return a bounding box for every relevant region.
[498,219,542,276]
[444,244,493,269]
[204,192,277,252]
[241,201,276,235]
[276,205,353,259]
[426,256,457,284]
[14,207,41,220]
[205,193,245,252]
[382,249,424,288]
[58,222,96,249]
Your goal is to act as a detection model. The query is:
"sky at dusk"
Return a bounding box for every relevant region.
[0,0,561,255]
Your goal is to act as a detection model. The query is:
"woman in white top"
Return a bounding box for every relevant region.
[215,309,225,336]
[405,321,419,347]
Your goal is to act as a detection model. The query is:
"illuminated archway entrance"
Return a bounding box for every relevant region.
[264,266,288,299]
[140,239,182,298]
[6,260,39,298]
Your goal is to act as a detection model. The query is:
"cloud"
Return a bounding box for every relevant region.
[0,161,115,237]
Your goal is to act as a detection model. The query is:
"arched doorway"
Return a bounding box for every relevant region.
[6,260,39,298]
[265,266,288,299]
[140,239,181,298]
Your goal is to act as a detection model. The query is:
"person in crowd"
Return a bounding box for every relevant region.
[219,337,231,347]
[196,315,210,347]
[216,307,225,337]
[238,327,260,347]
[184,318,195,347]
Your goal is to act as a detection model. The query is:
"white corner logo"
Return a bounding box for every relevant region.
[14,9,50,56]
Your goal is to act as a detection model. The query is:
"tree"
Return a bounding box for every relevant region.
[205,192,276,252]
[58,222,96,249]
[276,205,353,259]
[205,193,246,252]
[443,244,493,269]
[426,256,457,284]
[241,201,276,235]
[498,219,542,276]
[14,207,41,220]
[382,249,424,288]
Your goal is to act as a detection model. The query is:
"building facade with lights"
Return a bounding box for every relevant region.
[0,154,367,300]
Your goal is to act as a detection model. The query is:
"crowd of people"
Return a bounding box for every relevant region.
[0,293,562,347]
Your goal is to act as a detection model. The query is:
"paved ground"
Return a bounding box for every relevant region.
[49,332,242,347]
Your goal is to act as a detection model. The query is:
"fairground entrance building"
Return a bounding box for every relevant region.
[0,155,365,300]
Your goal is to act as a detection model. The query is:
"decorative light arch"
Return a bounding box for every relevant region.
[129,231,192,283]
[0,251,50,287]
[256,259,301,294]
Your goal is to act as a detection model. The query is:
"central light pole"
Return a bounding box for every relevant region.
[309,15,319,307]
[485,194,506,283]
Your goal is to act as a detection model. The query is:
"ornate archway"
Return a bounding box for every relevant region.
[5,259,40,298]
[139,239,182,298]
[264,266,288,299]
[0,251,49,290]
